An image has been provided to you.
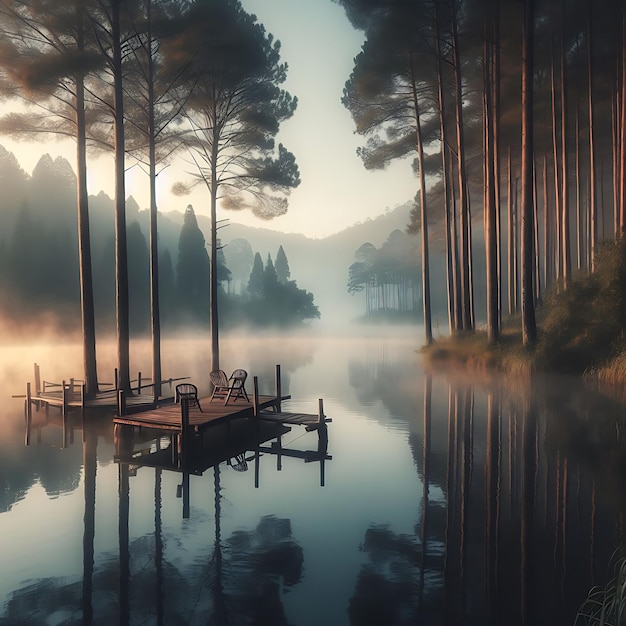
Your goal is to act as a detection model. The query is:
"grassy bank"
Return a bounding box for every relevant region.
[423,239,626,386]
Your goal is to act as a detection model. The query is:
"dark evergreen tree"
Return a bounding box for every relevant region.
[224,238,254,294]
[247,252,264,299]
[176,205,210,324]
[275,245,291,284]
[263,254,279,298]
[127,221,150,334]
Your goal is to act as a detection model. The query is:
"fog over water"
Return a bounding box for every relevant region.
[1,325,625,625]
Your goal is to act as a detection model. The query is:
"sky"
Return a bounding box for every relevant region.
[0,0,418,239]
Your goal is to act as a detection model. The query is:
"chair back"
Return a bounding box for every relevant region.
[176,383,198,401]
[209,370,229,387]
[230,368,248,389]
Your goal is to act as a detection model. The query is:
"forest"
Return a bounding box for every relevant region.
[0,193,319,332]
[338,0,626,352]
[0,0,624,397]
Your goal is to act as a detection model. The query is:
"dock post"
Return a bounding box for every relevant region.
[62,380,68,420]
[137,372,142,393]
[275,364,282,412]
[253,376,259,417]
[114,368,119,391]
[26,382,32,420]
[34,363,40,395]
[25,382,31,446]
[118,390,126,417]
[180,398,190,475]
[62,381,68,448]
[318,398,328,442]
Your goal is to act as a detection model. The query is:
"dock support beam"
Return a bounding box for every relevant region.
[26,381,32,420]
[118,390,126,416]
[318,398,328,441]
[275,364,282,412]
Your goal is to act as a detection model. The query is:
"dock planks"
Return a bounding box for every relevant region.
[112,394,288,432]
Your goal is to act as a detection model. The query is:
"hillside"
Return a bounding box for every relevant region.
[0,148,456,327]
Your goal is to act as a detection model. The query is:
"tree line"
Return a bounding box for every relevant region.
[0,0,300,396]
[347,229,421,318]
[337,0,626,347]
[0,201,318,333]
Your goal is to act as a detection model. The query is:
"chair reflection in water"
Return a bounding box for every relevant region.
[209,369,250,404]
[175,383,203,412]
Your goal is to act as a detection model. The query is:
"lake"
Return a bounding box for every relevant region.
[1,328,625,625]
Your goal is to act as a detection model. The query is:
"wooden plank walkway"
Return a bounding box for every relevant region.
[112,394,289,432]
[256,409,332,431]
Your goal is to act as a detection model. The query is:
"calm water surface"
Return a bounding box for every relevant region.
[1,329,625,625]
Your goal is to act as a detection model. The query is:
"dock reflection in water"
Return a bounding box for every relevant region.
[3,334,626,625]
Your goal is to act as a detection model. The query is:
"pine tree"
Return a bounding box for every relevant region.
[176,205,210,322]
[275,245,291,283]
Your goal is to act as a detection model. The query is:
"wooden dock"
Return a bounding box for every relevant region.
[19,363,187,417]
[112,393,286,432]
[113,376,330,442]
[20,364,331,445]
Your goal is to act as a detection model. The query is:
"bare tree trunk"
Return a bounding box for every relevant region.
[587,1,597,271]
[451,0,473,331]
[551,45,563,282]
[112,0,130,392]
[533,162,541,302]
[450,149,462,331]
[146,0,162,401]
[575,100,582,270]
[620,12,626,235]
[613,88,620,237]
[560,1,571,286]
[483,17,499,343]
[210,133,220,371]
[543,155,551,288]
[410,55,432,345]
[435,5,455,334]
[521,0,537,346]
[508,148,514,314]
[75,0,98,398]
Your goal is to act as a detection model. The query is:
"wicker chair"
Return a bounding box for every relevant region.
[227,369,249,403]
[209,370,232,403]
[209,368,250,404]
[175,383,203,412]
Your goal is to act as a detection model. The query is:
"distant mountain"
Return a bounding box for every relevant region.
[0,148,455,327]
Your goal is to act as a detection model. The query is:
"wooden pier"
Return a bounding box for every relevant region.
[112,375,330,440]
[20,363,331,447]
[19,363,185,418]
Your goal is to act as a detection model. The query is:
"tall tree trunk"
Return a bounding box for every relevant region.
[587,2,597,271]
[533,160,541,302]
[112,0,130,392]
[521,0,537,346]
[492,0,502,329]
[613,88,620,237]
[620,12,626,235]
[146,0,162,401]
[575,100,582,270]
[508,148,514,314]
[75,0,98,398]
[210,124,220,371]
[450,149,462,331]
[543,154,551,288]
[483,16,499,343]
[551,45,563,282]
[560,1,571,285]
[451,0,473,331]
[410,55,432,345]
[434,4,455,334]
